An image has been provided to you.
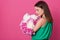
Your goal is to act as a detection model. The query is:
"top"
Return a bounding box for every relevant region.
[32,21,53,40]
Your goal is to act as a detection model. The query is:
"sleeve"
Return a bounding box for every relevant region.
[39,23,52,39]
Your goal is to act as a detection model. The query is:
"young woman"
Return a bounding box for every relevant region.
[32,1,53,40]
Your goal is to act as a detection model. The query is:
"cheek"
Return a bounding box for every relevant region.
[35,9,43,15]
[39,10,43,15]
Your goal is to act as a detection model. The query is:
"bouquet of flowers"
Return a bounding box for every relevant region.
[19,13,39,35]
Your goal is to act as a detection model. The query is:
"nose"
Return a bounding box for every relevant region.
[36,11,38,14]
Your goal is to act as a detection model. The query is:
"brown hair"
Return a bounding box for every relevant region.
[34,1,53,23]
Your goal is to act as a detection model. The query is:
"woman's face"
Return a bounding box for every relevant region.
[35,7,44,16]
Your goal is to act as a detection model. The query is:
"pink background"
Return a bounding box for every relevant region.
[0,0,60,40]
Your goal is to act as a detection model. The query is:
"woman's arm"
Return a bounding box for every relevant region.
[33,18,46,32]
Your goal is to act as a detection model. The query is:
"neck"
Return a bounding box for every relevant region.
[42,14,46,19]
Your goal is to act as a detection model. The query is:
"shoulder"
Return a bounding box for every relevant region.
[37,18,47,26]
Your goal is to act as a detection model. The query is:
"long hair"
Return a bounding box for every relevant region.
[34,1,53,23]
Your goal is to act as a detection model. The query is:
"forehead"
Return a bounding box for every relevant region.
[35,7,42,10]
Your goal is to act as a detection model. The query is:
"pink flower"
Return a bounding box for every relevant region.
[19,13,39,35]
